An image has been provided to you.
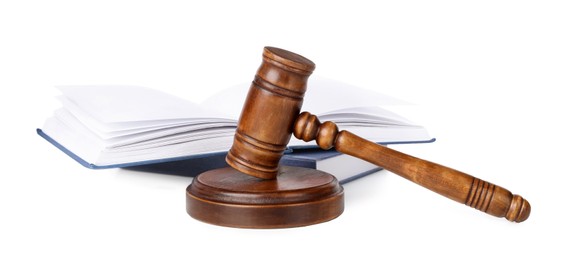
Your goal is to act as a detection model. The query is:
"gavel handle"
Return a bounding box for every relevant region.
[294,112,531,222]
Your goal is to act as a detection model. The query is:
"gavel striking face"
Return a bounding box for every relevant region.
[225,47,530,223]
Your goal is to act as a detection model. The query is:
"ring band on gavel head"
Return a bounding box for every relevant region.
[226,47,315,179]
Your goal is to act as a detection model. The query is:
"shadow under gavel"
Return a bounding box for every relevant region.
[293,112,530,223]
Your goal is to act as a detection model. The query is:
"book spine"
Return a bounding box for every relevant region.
[279,157,317,169]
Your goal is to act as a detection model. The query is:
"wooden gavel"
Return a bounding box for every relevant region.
[187,47,530,228]
[293,112,530,222]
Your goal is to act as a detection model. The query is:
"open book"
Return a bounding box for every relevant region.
[38,77,434,169]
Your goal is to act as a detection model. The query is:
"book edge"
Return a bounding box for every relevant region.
[37,128,435,169]
[37,128,229,169]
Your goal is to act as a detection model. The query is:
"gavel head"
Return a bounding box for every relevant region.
[226,47,315,179]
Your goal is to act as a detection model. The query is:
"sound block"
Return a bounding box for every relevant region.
[186,166,344,228]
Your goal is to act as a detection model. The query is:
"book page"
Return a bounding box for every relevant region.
[199,83,248,119]
[302,77,412,113]
[200,76,412,118]
[57,85,231,124]
[317,106,417,126]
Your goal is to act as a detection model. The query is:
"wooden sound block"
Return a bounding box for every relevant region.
[186,166,344,228]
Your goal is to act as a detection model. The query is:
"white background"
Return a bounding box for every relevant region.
[1,1,560,259]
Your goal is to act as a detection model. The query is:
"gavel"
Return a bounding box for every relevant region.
[186,47,530,228]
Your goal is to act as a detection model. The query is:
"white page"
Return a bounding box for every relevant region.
[57,85,231,123]
[317,106,417,126]
[101,121,235,140]
[303,77,412,113]
[109,130,233,152]
[42,116,105,164]
[57,96,236,140]
[97,136,234,166]
[200,76,412,118]
[106,124,235,148]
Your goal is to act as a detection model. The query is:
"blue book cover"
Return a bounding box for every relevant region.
[39,128,422,183]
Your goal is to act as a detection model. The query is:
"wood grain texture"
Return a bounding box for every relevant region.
[186,166,344,228]
[294,112,531,222]
[225,46,315,179]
